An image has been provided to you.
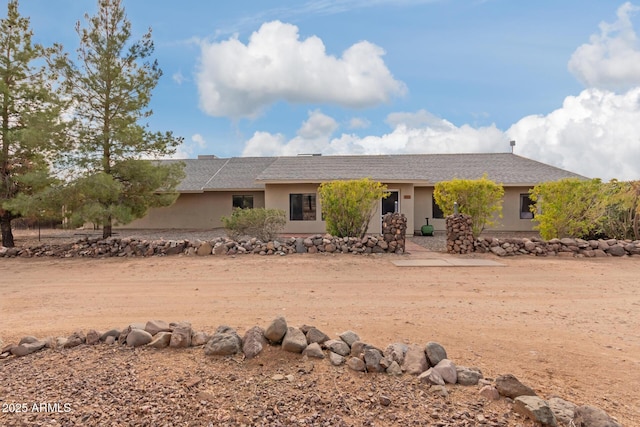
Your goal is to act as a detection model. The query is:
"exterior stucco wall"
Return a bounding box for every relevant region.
[414,186,537,234]
[264,182,415,236]
[122,191,265,229]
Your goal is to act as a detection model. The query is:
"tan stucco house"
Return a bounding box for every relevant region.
[124,153,585,236]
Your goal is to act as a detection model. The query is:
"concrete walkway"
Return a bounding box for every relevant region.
[397,240,505,267]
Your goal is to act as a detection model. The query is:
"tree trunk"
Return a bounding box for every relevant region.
[102,215,112,239]
[1,211,15,248]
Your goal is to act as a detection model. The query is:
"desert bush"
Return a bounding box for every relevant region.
[221,208,286,241]
[596,180,640,240]
[318,178,389,238]
[529,178,606,239]
[433,174,504,237]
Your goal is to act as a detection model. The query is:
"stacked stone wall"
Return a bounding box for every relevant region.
[475,236,640,257]
[0,214,407,258]
[445,214,475,254]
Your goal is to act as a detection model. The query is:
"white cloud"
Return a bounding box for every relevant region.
[242,109,506,157]
[348,117,371,129]
[172,71,186,85]
[508,87,640,181]
[197,21,406,118]
[172,134,209,159]
[568,2,640,91]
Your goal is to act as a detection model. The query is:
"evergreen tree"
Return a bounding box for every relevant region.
[61,0,183,238]
[0,0,67,247]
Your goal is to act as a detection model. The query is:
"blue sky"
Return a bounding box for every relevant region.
[13,0,640,180]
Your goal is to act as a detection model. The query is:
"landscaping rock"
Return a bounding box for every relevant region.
[204,326,242,356]
[100,329,120,342]
[11,340,46,357]
[339,330,360,347]
[383,343,408,365]
[329,352,345,366]
[126,329,153,347]
[456,366,483,386]
[418,368,445,386]
[281,327,307,353]
[425,341,448,366]
[191,331,210,346]
[305,327,330,345]
[63,331,86,349]
[573,405,622,427]
[433,359,457,384]
[364,348,384,373]
[242,326,266,359]
[514,396,557,427]
[325,339,350,357]
[145,320,172,336]
[495,373,537,398]
[86,329,101,345]
[402,344,428,375]
[169,321,192,348]
[347,357,366,372]
[548,397,577,426]
[148,332,172,349]
[479,385,500,401]
[302,342,324,359]
[264,316,287,344]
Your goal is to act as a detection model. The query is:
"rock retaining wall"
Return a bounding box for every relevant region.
[475,236,640,257]
[0,214,407,258]
[0,317,622,427]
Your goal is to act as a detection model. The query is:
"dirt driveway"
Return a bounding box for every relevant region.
[1,248,638,424]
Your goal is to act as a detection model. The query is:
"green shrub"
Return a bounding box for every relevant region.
[433,174,504,237]
[318,178,389,238]
[529,178,605,239]
[221,208,286,241]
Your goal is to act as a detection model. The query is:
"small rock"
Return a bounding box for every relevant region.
[403,344,429,375]
[281,327,307,353]
[514,396,557,427]
[148,332,172,348]
[379,395,391,406]
[329,352,345,366]
[100,329,121,342]
[305,327,329,345]
[456,366,483,386]
[169,321,192,348]
[573,405,622,427]
[431,385,449,398]
[11,341,46,357]
[126,329,153,347]
[383,343,408,365]
[364,348,385,373]
[433,359,457,384]
[386,361,403,376]
[347,356,366,372]
[548,397,577,426]
[264,316,287,344]
[418,368,445,386]
[495,374,537,398]
[191,331,210,346]
[86,329,101,345]
[63,331,86,349]
[145,320,172,336]
[204,325,242,356]
[242,326,266,359]
[425,341,448,366]
[325,339,351,357]
[339,330,360,347]
[302,342,325,359]
[479,385,500,401]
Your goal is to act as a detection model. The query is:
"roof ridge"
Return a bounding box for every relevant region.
[202,158,231,190]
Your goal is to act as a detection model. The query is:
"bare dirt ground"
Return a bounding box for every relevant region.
[1,229,639,426]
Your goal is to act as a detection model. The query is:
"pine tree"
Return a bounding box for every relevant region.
[0,1,67,248]
[61,0,183,238]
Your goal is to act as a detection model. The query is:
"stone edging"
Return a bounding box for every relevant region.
[0,317,623,427]
[475,236,640,257]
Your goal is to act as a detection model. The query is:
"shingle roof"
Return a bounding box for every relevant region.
[254,153,585,186]
[168,153,585,192]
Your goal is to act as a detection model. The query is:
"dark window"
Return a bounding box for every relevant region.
[432,195,444,219]
[520,194,535,219]
[232,195,254,209]
[290,193,316,221]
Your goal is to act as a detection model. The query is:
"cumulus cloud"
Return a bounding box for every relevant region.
[568,2,640,91]
[242,109,506,157]
[172,134,209,159]
[172,71,186,85]
[348,117,371,129]
[197,21,406,118]
[508,87,640,181]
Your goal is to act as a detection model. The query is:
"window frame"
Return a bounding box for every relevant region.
[432,195,444,219]
[232,195,254,209]
[289,193,317,221]
[520,193,535,219]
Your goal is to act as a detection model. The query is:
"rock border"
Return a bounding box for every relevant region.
[0,317,623,427]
